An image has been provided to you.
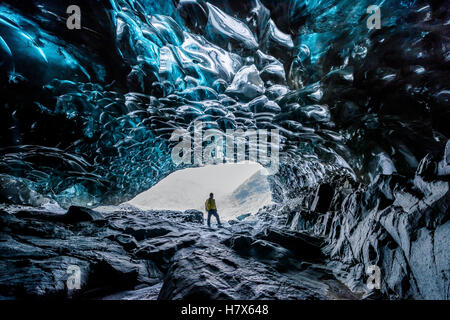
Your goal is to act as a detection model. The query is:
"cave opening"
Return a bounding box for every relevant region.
[127,161,272,220]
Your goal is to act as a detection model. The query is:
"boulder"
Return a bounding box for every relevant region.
[182,209,204,224]
[64,206,105,223]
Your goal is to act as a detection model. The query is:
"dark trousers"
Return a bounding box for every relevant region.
[207,209,221,227]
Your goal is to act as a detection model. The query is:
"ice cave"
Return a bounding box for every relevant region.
[0,0,448,301]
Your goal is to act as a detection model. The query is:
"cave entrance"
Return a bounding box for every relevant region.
[127,162,272,221]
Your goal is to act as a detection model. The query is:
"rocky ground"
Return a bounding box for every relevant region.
[0,204,360,300]
[0,147,448,300]
[258,152,450,300]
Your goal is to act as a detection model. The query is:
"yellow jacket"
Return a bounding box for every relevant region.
[205,198,216,210]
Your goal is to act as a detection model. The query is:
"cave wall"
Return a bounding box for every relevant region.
[280,146,450,299]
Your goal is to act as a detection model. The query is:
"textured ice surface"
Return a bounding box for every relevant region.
[225,64,265,100]
[0,0,448,207]
[205,2,259,52]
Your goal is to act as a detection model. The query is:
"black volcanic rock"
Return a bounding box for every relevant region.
[182,209,204,224]
[0,205,358,300]
[64,206,105,223]
[256,227,324,261]
[14,206,105,224]
[306,157,448,299]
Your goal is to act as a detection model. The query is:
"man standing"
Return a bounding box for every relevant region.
[205,193,222,228]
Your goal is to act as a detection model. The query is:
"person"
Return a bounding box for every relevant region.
[205,193,222,228]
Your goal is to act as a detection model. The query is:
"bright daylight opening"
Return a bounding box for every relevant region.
[127,162,272,221]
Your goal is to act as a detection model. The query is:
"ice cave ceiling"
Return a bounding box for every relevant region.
[0,0,448,207]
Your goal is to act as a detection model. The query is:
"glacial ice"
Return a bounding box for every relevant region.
[0,0,448,208]
[225,64,265,101]
[205,2,259,52]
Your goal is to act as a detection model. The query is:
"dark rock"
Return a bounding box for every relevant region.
[14,206,105,225]
[158,244,333,300]
[437,140,450,176]
[222,234,253,252]
[312,174,450,299]
[256,227,324,261]
[311,183,334,213]
[287,210,318,230]
[64,206,105,224]
[106,234,138,251]
[182,210,204,224]
[0,207,162,299]
[416,153,437,181]
[135,233,199,271]
[84,259,140,297]
[5,203,352,300]
[124,226,173,241]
